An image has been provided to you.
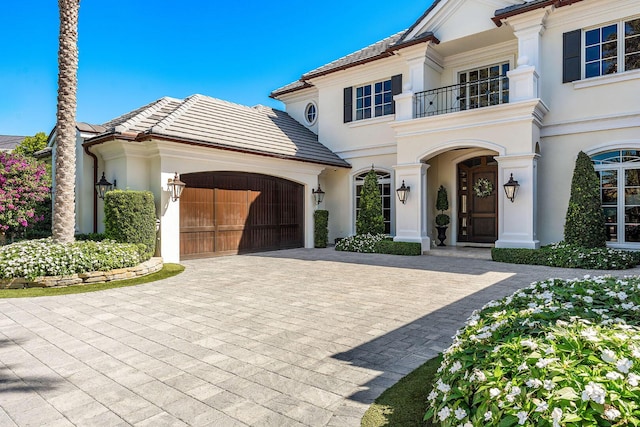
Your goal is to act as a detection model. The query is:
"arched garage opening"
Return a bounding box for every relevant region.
[179,172,304,258]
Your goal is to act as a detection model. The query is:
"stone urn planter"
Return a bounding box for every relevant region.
[435,185,450,247]
[436,225,448,247]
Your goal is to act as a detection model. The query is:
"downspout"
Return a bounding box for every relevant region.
[83,145,98,233]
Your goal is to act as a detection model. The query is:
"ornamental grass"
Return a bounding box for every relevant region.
[425,275,640,426]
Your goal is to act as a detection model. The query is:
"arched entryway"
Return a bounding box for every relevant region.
[457,155,498,243]
[179,172,304,258]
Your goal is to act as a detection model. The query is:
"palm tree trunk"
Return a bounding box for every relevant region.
[53,0,80,243]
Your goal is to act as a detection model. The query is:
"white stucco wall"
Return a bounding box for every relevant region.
[89,139,326,263]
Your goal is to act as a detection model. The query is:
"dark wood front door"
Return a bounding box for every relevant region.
[458,156,498,243]
[179,172,304,258]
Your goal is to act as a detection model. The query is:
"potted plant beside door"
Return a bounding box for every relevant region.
[435,185,450,246]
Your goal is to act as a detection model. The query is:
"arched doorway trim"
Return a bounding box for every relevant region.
[417,139,506,163]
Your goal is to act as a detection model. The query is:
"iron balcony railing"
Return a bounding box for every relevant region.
[414,75,509,118]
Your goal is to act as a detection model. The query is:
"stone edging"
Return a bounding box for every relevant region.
[0,257,163,289]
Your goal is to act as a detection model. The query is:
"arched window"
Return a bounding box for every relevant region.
[354,170,392,234]
[592,149,640,245]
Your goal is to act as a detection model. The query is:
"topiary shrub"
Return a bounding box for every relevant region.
[104,190,156,261]
[435,185,450,226]
[314,210,329,248]
[356,169,385,235]
[564,151,607,248]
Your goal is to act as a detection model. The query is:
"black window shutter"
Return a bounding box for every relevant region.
[391,74,402,114]
[343,87,353,123]
[563,29,581,83]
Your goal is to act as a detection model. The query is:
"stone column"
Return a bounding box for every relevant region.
[507,61,539,102]
[495,154,540,249]
[505,8,548,101]
[160,171,180,263]
[394,84,414,122]
[393,163,431,252]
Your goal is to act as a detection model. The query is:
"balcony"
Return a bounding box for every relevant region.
[414,75,509,118]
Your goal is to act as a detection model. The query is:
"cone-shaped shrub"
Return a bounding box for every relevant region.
[564,151,607,248]
[356,169,385,235]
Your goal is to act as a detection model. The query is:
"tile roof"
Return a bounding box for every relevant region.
[301,31,405,79]
[88,95,350,168]
[0,135,25,151]
[271,0,583,97]
[270,30,438,98]
[76,122,107,134]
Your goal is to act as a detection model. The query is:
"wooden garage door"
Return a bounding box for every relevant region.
[179,172,304,258]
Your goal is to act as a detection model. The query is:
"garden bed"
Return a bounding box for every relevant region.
[0,257,163,289]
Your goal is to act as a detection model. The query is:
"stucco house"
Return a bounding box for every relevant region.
[0,135,25,152]
[62,0,639,263]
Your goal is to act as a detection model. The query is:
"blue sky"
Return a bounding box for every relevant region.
[0,1,432,137]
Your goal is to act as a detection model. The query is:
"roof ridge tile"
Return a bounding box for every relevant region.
[150,95,203,134]
[115,96,181,133]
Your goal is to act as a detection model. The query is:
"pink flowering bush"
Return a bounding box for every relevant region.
[0,152,50,235]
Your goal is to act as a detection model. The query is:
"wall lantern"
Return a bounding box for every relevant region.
[396,180,410,204]
[95,172,113,199]
[167,172,186,202]
[312,185,325,205]
[503,173,520,203]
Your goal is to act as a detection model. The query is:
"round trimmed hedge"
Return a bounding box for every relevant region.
[425,275,640,426]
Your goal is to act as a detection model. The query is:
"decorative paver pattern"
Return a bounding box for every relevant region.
[1,248,638,426]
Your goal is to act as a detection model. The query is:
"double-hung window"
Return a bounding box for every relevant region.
[565,17,640,82]
[355,79,392,120]
[343,74,402,123]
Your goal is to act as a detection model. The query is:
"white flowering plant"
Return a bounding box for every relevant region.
[425,275,640,426]
[335,233,385,253]
[0,238,143,280]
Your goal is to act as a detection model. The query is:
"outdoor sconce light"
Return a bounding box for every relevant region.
[503,173,520,203]
[396,180,410,204]
[95,172,113,199]
[167,172,186,202]
[312,185,325,205]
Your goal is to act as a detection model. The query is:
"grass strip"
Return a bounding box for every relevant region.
[362,355,442,427]
[0,263,184,298]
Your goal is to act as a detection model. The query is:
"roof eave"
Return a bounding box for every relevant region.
[82,131,137,148]
[492,0,584,27]
[134,132,352,169]
[269,82,314,99]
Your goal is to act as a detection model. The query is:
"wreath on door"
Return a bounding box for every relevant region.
[473,178,493,198]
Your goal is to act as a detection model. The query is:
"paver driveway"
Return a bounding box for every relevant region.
[1,248,639,426]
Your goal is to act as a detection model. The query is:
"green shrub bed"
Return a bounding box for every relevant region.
[335,234,421,255]
[425,275,640,426]
[492,242,640,270]
[0,238,144,280]
[314,210,329,248]
[104,190,156,261]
